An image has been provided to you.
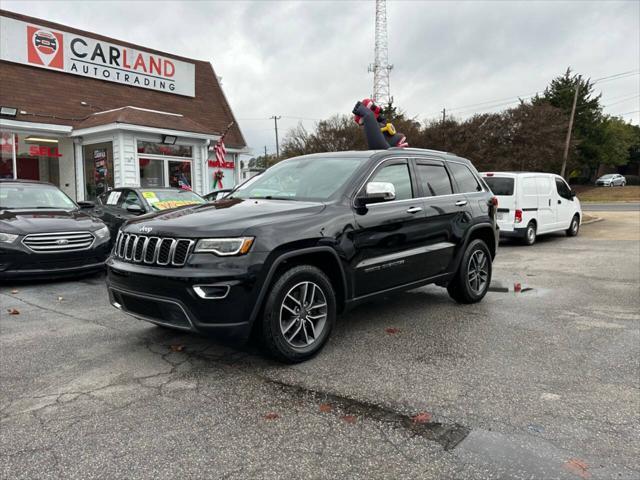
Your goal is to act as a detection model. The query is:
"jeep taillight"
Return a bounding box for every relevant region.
[515,209,523,223]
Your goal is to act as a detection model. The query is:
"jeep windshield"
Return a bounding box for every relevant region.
[0,183,77,210]
[232,156,367,202]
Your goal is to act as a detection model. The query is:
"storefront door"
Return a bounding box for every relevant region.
[83,142,114,201]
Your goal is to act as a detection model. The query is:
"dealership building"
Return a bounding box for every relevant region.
[0,10,247,201]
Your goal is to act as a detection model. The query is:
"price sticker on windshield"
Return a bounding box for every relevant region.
[142,191,159,203]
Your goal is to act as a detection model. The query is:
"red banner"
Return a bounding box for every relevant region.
[208,159,234,169]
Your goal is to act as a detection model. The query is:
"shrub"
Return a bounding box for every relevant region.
[624,175,640,185]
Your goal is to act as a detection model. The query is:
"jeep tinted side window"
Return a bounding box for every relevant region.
[370,163,413,201]
[415,164,453,196]
[448,162,482,193]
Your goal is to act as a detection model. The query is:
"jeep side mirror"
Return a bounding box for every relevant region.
[357,181,396,206]
[570,190,577,198]
[126,204,144,215]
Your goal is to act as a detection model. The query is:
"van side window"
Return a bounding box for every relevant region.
[555,178,572,200]
[415,164,453,196]
[448,162,482,193]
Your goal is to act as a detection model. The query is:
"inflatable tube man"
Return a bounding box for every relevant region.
[352,99,408,150]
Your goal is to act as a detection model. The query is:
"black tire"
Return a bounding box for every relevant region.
[566,214,580,237]
[447,239,492,304]
[522,221,537,246]
[261,265,336,363]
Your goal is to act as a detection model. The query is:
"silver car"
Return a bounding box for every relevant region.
[595,174,626,187]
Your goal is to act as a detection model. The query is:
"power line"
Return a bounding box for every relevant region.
[604,94,640,108]
[612,110,640,116]
[592,70,640,84]
[435,69,640,118]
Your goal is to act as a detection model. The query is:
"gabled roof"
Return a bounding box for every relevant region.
[0,9,246,148]
[74,106,212,134]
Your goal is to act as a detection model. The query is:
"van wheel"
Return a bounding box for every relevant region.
[523,222,536,246]
[447,239,492,304]
[566,215,580,237]
[261,265,336,363]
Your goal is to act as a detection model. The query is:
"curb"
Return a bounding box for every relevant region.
[582,217,604,226]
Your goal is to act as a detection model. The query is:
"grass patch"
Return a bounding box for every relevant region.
[573,185,640,202]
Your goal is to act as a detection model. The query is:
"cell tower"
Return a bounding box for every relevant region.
[368,0,393,106]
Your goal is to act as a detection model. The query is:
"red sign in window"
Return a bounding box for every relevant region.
[29,145,62,157]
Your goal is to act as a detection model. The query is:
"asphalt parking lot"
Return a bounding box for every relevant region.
[1,211,639,480]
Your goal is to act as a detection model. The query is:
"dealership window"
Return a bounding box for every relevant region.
[137,140,193,189]
[14,135,62,187]
[0,130,16,179]
[83,142,114,201]
[137,141,192,158]
[168,160,192,188]
[139,158,165,187]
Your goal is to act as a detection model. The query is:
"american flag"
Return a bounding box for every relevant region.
[214,135,226,164]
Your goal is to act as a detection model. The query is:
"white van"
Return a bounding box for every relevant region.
[481,172,582,245]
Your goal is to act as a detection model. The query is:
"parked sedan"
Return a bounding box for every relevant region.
[595,174,626,187]
[0,179,110,279]
[93,187,206,240]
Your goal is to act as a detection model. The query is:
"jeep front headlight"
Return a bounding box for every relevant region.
[194,237,254,256]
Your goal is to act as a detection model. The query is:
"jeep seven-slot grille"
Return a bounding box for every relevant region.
[113,232,194,267]
[23,231,95,252]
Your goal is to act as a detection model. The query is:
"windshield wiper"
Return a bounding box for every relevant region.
[249,196,295,201]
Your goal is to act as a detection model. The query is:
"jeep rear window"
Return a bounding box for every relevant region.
[484,177,514,196]
[233,156,367,202]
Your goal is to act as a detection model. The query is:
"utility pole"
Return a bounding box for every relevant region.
[561,77,580,179]
[270,115,281,159]
[441,108,446,146]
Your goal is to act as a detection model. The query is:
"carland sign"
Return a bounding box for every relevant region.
[0,15,195,97]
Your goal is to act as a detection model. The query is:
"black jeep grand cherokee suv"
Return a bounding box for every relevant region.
[107,148,498,362]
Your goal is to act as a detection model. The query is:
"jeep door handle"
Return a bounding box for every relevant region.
[455,200,468,207]
[406,206,423,214]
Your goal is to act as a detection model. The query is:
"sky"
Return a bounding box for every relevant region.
[3,0,639,157]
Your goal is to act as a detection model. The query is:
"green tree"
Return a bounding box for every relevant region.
[532,67,603,174]
[248,153,278,169]
[592,116,637,168]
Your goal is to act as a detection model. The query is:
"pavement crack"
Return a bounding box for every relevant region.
[264,378,471,451]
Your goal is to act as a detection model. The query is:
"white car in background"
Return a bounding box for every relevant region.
[482,172,582,245]
[595,173,626,187]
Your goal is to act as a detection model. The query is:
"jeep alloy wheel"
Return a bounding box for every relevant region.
[279,281,328,348]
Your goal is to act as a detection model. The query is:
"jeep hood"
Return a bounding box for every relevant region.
[123,198,325,237]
